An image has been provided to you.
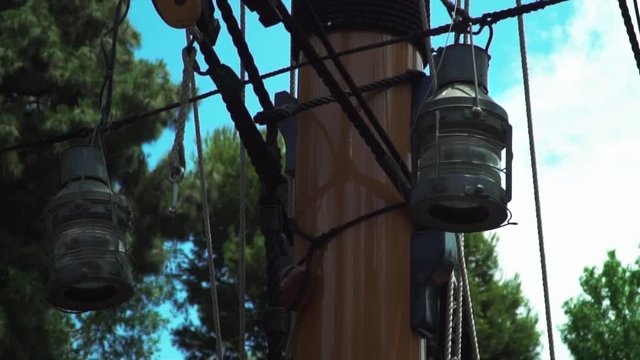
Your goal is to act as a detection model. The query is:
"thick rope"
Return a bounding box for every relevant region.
[457,233,480,360]
[167,44,195,213]
[444,273,456,360]
[237,4,247,360]
[284,25,298,360]
[278,2,411,199]
[454,271,463,360]
[634,0,640,38]
[0,0,572,155]
[215,0,274,110]
[287,40,296,217]
[618,0,640,75]
[186,30,225,360]
[302,0,411,181]
[425,0,438,89]
[515,2,556,359]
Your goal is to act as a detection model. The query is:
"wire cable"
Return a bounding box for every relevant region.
[98,0,130,128]
[91,0,130,145]
[187,31,225,360]
[237,4,247,360]
[0,0,569,154]
[302,0,412,181]
[515,2,556,358]
[618,0,640,76]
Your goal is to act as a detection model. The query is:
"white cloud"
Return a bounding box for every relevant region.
[492,1,640,358]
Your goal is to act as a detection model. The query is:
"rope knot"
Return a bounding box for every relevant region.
[254,106,295,125]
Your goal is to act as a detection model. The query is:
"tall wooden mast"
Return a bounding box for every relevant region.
[291,1,427,358]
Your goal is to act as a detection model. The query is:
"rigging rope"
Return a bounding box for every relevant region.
[276,1,411,199]
[254,70,423,125]
[287,32,297,218]
[186,29,225,360]
[444,273,456,360]
[292,202,405,266]
[634,0,640,39]
[238,4,247,360]
[617,0,640,76]
[283,23,298,360]
[457,233,480,360]
[1,0,569,154]
[425,0,438,89]
[215,0,274,110]
[302,0,412,181]
[515,2,556,358]
[167,42,194,213]
[454,272,463,360]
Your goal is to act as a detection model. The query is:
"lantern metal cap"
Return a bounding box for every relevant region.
[434,44,489,91]
[60,146,108,187]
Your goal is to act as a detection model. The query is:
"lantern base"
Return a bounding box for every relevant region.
[48,254,133,312]
[409,175,508,232]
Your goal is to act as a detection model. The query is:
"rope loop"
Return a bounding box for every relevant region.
[291,202,405,266]
[168,36,197,213]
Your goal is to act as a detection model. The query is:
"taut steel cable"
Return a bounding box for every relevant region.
[516,1,556,358]
[186,30,225,360]
[238,4,247,360]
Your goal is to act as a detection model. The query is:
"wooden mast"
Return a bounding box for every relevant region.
[292,16,426,360]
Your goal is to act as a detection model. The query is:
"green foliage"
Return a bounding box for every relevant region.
[465,233,541,360]
[0,0,177,358]
[561,250,640,360]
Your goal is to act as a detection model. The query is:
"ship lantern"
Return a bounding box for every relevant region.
[44,146,134,311]
[410,44,512,232]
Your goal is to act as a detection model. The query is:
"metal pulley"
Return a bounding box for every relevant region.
[152,0,202,28]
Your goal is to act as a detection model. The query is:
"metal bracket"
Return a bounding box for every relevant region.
[274,91,298,178]
[242,0,282,27]
[410,230,458,338]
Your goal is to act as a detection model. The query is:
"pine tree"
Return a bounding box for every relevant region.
[0,1,177,358]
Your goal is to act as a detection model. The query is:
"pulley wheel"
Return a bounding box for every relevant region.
[152,0,202,29]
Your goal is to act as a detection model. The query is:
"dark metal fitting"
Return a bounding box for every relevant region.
[169,165,185,182]
[260,204,284,233]
[242,0,282,27]
[254,107,294,125]
[264,306,288,334]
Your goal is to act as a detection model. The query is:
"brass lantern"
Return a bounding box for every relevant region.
[44,146,134,311]
[410,44,512,232]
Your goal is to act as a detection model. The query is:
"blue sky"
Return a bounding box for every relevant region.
[128,1,638,359]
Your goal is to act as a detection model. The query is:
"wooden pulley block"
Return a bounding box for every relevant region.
[152,0,202,29]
